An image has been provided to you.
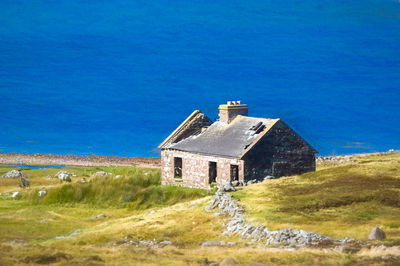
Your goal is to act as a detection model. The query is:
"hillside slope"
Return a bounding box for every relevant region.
[0,153,399,265]
[233,152,400,245]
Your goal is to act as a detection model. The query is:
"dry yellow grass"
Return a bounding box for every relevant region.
[233,153,400,244]
[1,153,400,265]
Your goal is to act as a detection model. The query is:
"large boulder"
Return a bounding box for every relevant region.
[38,190,47,197]
[55,171,73,182]
[368,227,386,240]
[218,182,236,192]
[21,177,30,188]
[3,170,25,179]
[93,171,112,177]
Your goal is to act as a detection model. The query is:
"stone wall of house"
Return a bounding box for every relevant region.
[242,120,316,181]
[161,150,244,189]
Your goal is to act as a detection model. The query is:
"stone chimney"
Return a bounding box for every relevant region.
[218,101,249,124]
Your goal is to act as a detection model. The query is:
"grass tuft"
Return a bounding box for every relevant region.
[23,167,208,209]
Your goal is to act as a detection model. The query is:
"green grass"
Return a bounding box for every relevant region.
[233,153,400,245]
[1,154,400,265]
[2,165,208,209]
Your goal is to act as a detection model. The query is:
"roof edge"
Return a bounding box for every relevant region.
[278,120,318,154]
[158,110,201,149]
[238,118,281,159]
[163,148,238,159]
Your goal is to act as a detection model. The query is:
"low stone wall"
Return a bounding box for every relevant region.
[316,150,399,166]
[206,187,357,247]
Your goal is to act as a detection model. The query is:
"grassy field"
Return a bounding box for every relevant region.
[233,153,400,245]
[0,154,399,265]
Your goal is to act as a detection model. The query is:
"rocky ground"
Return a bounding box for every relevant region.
[316,149,398,165]
[0,153,161,168]
[205,184,360,249]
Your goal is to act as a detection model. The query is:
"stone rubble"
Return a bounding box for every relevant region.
[56,229,81,239]
[316,149,398,166]
[114,236,172,248]
[368,227,386,240]
[3,170,25,178]
[38,190,47,197]
[206,188,356,247]
[20,176,30,188]
[93,171,112,177]
[88,214,106,220]
[55,171,74,182]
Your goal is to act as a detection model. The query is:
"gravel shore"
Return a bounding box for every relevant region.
[0,153,161,168]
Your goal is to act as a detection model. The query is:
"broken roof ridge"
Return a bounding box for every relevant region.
[166,115,281,158]
[158,110,211,149]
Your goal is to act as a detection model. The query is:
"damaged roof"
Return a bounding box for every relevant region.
[166,115,279,158]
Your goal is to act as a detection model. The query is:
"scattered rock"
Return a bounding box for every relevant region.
[38,190,47,197]
[368,227,386,240]
[55,171,73,182]
[56,229,81,239]
[147,210,156,216]
[93,171,112,177]
[70,229,81,236]
[20,176,30,188]
[113,237,172,248]
[89,214,106,219]
[3,170,25,178]
[220,257,238,265]
[206,188,354,248]
[246,179,258,185]
[218,182,236,192]
[201,241,221,247]
[231,180,240,187]
[11,191,20,199]
[158,240,172,247]
[263,175,276,181]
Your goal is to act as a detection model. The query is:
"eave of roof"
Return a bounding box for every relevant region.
[157,110,201,149]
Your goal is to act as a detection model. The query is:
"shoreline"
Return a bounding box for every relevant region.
[0,152,161,168]
[0,150,397,169]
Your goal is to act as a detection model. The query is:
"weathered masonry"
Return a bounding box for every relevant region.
[158,101,317,189]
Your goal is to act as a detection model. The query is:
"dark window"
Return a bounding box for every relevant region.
[230,165,239,181]
[174,157,182,179]
[209,162,217,183]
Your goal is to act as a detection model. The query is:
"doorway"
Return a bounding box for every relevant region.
[230,165,239,182]
[209,162,217,183]
[174,157,182,179]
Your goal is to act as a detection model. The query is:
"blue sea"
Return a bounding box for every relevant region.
[1,0,399,157]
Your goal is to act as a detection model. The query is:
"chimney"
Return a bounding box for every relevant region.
[218,101,248,124]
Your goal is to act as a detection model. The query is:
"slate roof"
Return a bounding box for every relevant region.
[166,115,279,158]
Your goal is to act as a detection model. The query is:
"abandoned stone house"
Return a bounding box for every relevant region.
[158,101,317,189]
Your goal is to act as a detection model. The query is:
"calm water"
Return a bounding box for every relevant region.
[1,0,399,157]
[10,165,65,170]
